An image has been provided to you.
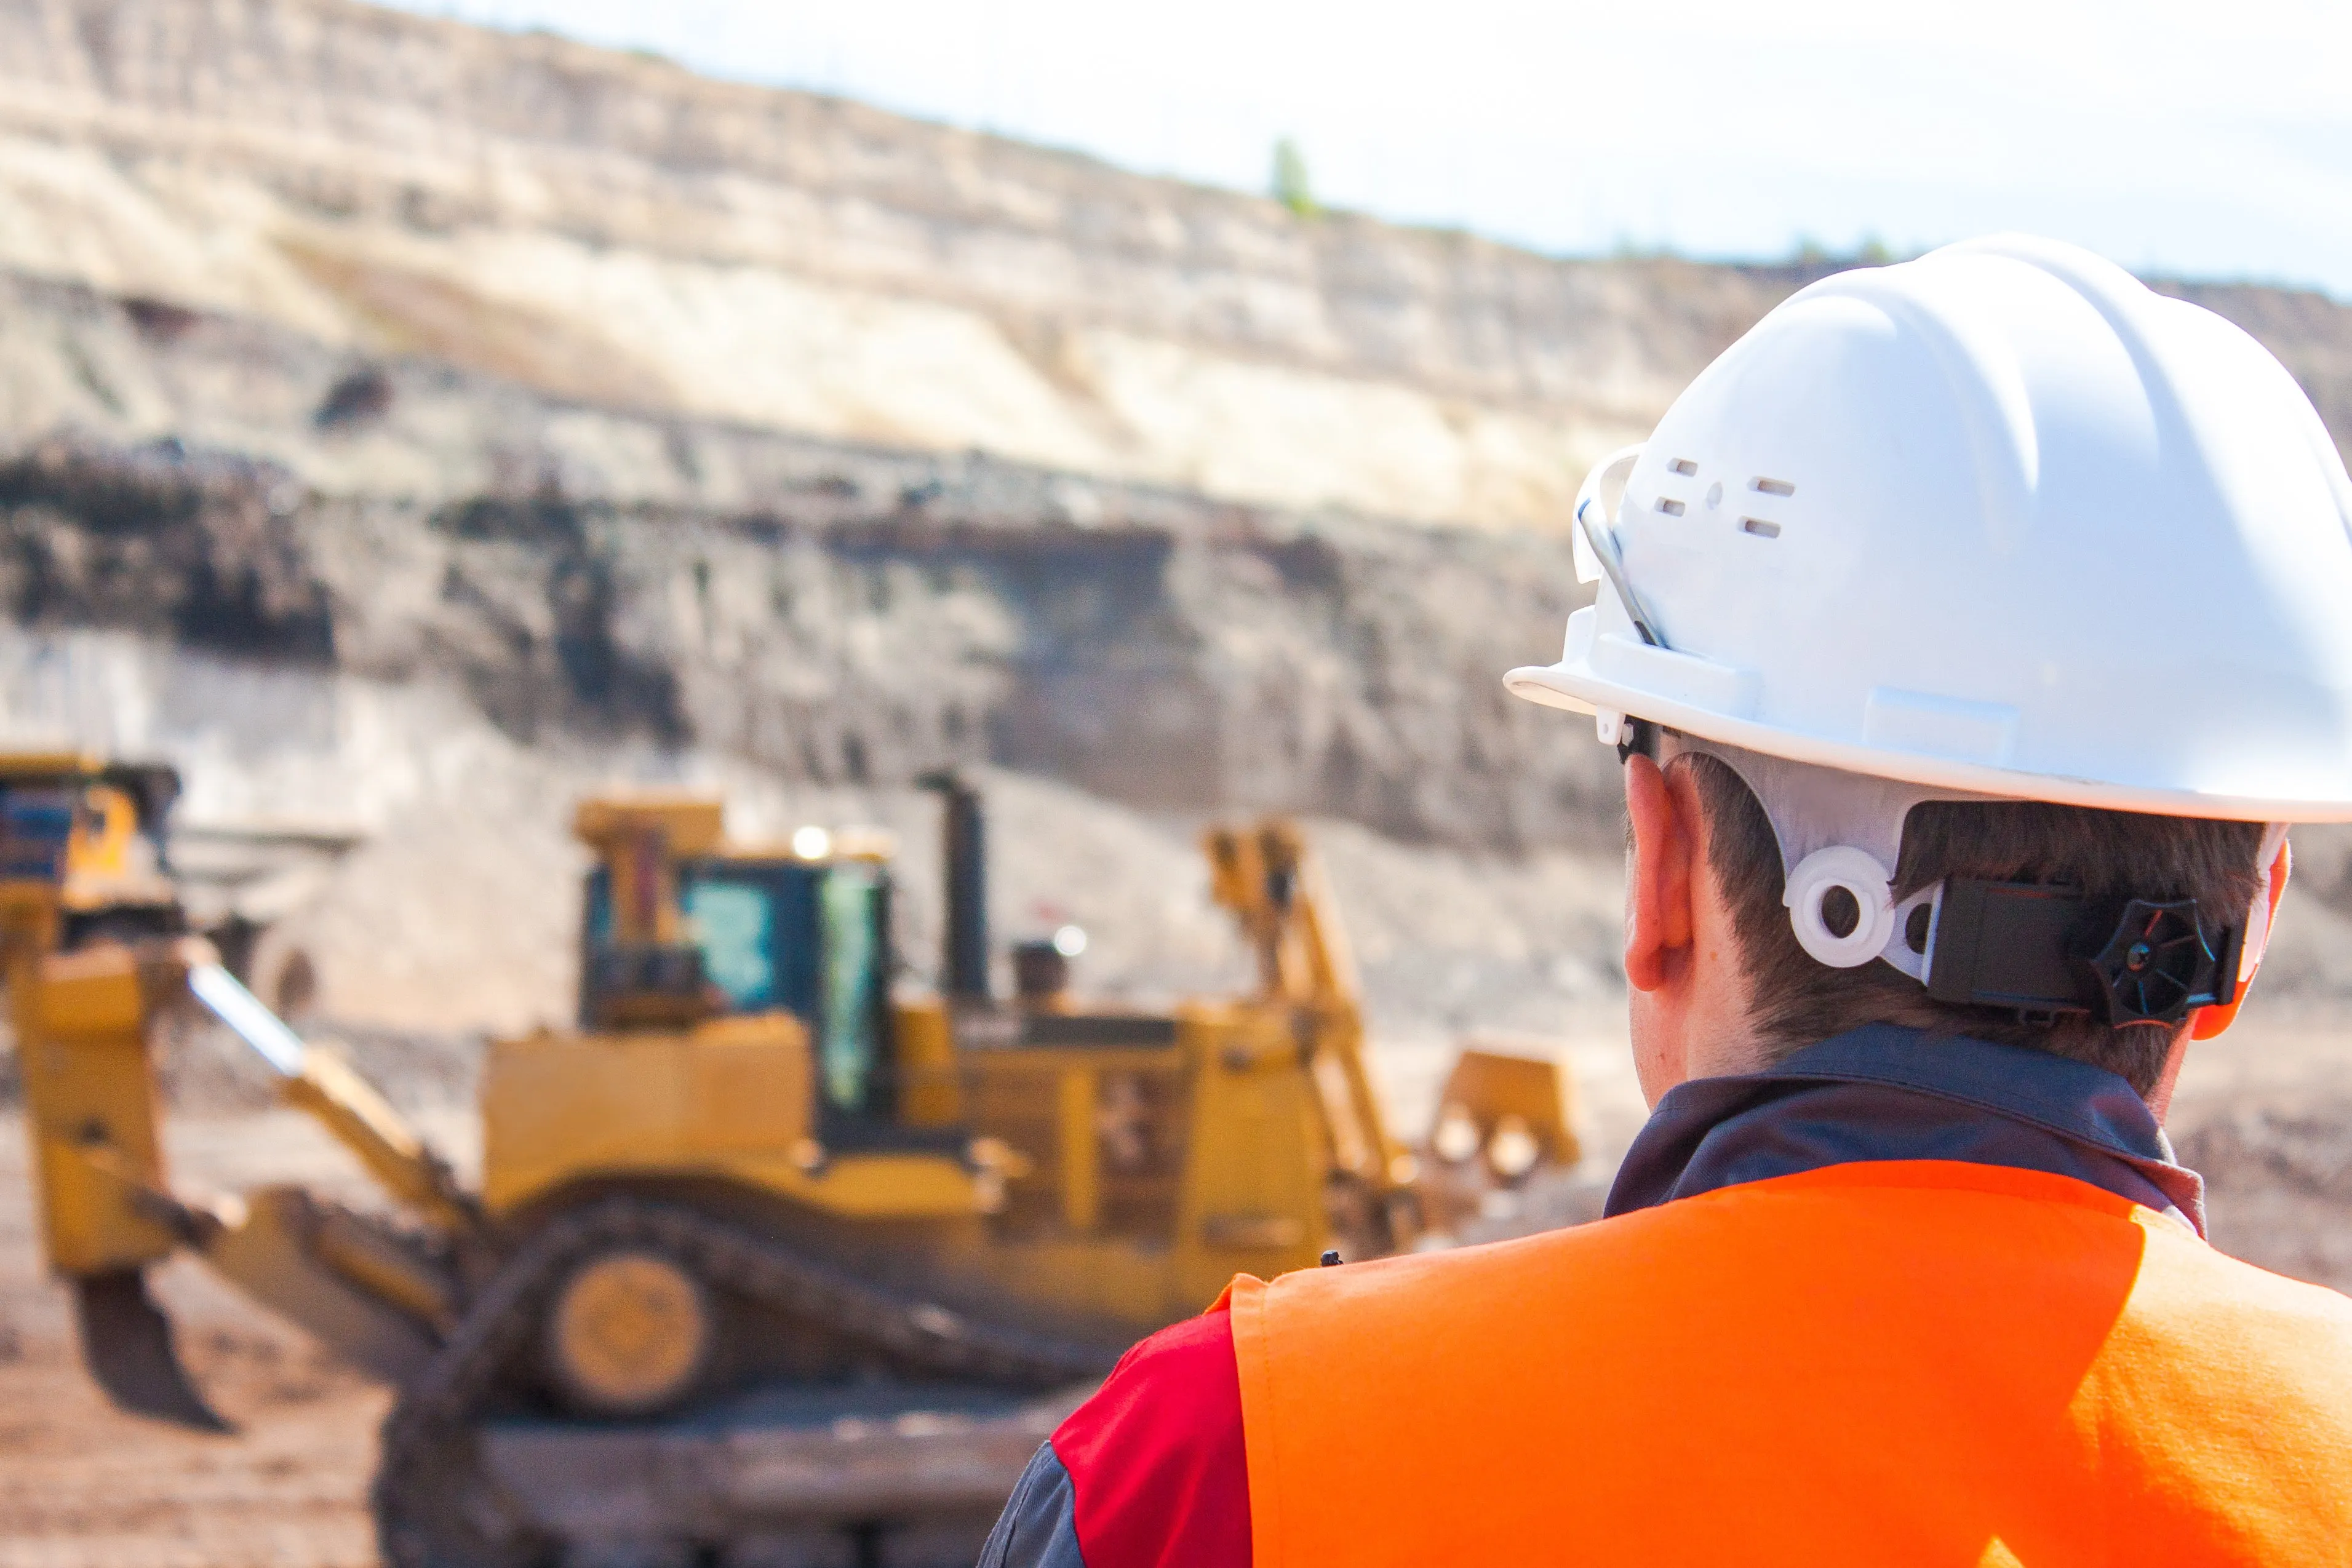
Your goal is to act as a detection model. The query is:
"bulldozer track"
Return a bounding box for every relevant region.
[375,1193,1119,1567]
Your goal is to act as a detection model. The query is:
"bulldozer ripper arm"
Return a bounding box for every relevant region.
[15,949,458,1423]
[188,962,479,1235]
[12,944,181,1276]
[74,1268,230,1431]
[276,1048,479,1235]
[194,1186,445,1386]
[8,942,228,1430]
[71,1185,450,1425]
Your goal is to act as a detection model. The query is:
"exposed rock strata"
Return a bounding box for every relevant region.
[10,0,2342,531]
[0,0,1769,527]
[0,282,1614,851]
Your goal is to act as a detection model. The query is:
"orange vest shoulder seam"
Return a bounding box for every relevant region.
[1224,1274,1280,1568]
[1688,1156,2161,1222]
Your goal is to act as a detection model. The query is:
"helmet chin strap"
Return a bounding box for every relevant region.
[1657,732,2277,1028]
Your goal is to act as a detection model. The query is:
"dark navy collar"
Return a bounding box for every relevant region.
[1605,1024,2205,1235]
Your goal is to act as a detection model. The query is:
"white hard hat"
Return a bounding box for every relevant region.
[1506,234,2352,824]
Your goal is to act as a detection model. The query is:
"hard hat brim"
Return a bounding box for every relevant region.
[1504,659,2352,824]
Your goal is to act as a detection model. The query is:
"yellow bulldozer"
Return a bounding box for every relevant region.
[6,755,1574,1567]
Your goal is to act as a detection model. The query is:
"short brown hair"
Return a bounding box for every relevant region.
[1682,750,2267,1094]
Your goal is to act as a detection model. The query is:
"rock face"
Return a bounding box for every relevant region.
[0,267,1614,851]
[0,0,1802,529]
[4,5,2345,851]
[9,0,2346,532]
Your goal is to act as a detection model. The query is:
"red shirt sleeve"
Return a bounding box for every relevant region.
[1049,1306,1251,1568]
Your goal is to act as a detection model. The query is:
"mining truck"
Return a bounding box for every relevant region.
[6,755,1574,1567]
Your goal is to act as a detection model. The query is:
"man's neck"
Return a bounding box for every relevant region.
[1629,988,1771,1108]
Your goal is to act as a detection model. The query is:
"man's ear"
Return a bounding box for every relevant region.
[2191,836,2292,1041]
[1624,753,1697,992]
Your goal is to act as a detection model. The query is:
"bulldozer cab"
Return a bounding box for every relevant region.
[577,830,902,1135]
[0,754,183,947]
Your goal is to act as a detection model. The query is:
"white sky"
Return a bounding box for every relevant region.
[378,0,2352,296]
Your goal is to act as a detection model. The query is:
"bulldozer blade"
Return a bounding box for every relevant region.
[73,1268,231,1432]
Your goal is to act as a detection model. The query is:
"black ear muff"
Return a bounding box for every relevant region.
[2075,898,2239,1027]
[1924,882,2241,1026]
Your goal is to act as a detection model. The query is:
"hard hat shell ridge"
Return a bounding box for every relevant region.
[1506,234,2352,822]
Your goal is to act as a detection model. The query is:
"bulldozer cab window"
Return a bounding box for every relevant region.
[684,878,781,1011]
[583,862,816,1021]
[580,861,896,1118]
[819,864,887,1115]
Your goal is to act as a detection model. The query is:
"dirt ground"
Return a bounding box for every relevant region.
[0,1114,386,1568]
[0,1022,2345,1567]
[0,1102,475,1568]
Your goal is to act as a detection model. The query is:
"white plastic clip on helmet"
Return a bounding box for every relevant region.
[1507,234,2352,992]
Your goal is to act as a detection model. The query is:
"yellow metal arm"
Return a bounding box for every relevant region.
[187,962,476,1233]
[279,1049,477,1233]
[1202,821,1411,1194]
[10,944,181,1276]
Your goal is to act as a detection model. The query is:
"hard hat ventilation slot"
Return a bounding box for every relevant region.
[1740,517,1781,539]
[1751,477,1795,496]
[1667,458,1698,476]
[1655,497,1686,517]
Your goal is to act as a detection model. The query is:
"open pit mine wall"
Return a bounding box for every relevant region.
[6,0,2347,530]
[0,273,1611,854]
[0,0,1914,527]
[1,0,2350,863]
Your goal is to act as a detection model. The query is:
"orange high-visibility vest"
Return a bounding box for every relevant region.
[1226,1162,2352,1567]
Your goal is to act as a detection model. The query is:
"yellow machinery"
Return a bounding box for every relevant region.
[9,760,1569,1567]
[3,752,474,1428]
